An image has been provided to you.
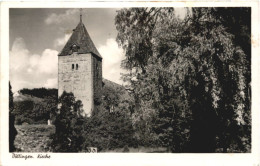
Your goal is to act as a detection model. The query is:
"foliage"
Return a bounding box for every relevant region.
[50,91,85,152]
[14,82,134,152]
[102,80,122,111]
[115,7,251,152]
[13,88,57,125]
[19,87,58,99]
[9,82,17,152]
[82,82,135,151]
[83,106,135,151]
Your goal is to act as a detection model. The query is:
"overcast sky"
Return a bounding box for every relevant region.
[9,8,187,92]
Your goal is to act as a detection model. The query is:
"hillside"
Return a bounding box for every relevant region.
[14,93,44,103]
[12,80,130,125]
[14,80,128,102]
[13,88,57,125]
[103,78,131,101]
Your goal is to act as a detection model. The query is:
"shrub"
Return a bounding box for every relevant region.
[50,91,85,152]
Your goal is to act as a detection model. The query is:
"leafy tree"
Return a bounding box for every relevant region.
[83,106,134,151]
[9,82,17,152]
[102,82,121,111]
[51,91,85,152]
[83,83,135,151]
[115,7,250,152]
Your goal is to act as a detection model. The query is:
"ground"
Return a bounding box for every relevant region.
[14,124,55,152]
[102,147,167,153]
[13,124,167,153]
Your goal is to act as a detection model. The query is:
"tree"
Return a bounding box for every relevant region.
[19,88,58,99]
[83,83,135,151]
[83,106,134,151]
[51,91,85,152]
[9,82,17,152]
[115,7,250,152]
[115,8,179,148]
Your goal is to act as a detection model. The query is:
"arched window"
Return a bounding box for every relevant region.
[72,64,74,70]
[76,64,78,70]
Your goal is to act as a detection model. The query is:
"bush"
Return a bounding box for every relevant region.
[83,101,135,151]
[50,91,85,152]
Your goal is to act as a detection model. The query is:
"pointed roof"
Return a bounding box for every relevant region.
[58,20,102,58]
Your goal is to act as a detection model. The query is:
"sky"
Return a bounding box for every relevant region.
[9,8,187,92]
[9,8,125,92]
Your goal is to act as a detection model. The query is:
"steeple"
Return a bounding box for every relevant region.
[80,8,82,23]
[58,9,103,117]
[58,10,102,59]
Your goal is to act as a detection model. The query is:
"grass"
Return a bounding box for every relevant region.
[14,124,169,153]
[102,146,168,153]
[14,124,55,152]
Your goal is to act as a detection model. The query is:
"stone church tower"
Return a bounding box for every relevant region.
[58,14,102,116]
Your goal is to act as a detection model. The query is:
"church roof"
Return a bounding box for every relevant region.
[58,20,102,58]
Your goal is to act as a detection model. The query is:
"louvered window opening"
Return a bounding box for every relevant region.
[72,64,79,70]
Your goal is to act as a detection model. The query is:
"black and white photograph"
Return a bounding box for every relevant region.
[7,6,252,153]
[0,2,260,166]
[1,1,260,165]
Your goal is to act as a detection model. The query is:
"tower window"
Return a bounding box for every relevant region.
[72,64,74,70]
[71,44,79,52]
[76,64,78,70]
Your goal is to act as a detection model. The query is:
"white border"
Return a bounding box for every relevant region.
[1,1,259,166]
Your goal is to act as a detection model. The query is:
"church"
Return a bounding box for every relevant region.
[58,13,102,116]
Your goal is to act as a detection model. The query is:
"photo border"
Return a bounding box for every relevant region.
[1,1,259,166]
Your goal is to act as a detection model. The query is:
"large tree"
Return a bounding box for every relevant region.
[115,7,251,152]
[51,91,85,152]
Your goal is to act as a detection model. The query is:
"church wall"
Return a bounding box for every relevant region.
[58,53,93,116]
[92,56,102,107]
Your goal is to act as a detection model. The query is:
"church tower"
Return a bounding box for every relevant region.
[58,12,102,116]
